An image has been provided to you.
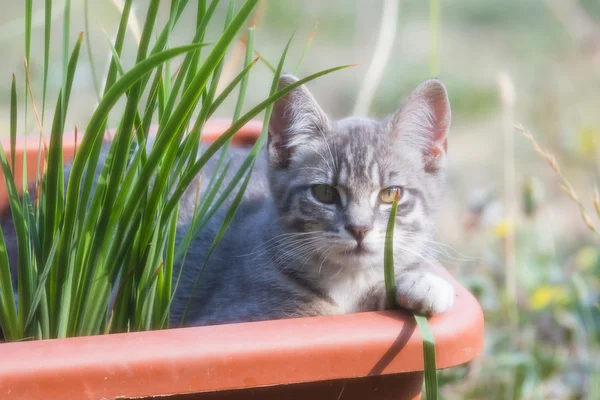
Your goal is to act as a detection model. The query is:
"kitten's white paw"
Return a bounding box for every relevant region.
[395,271,455,316]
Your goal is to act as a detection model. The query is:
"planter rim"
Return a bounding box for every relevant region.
[1,277,482,399]
[0,119,484,399]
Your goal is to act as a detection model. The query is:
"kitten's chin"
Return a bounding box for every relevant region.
[347,245,372,256]
[333,243,381,265]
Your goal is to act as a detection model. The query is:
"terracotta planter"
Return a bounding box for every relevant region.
[0,120,484,400]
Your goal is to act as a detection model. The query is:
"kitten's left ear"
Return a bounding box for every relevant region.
[268,74,330,169]
[388,79,451,172]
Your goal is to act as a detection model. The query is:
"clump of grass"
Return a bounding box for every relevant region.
[0,0,349,342]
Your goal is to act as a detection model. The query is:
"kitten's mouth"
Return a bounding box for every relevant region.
[347,243,373,256]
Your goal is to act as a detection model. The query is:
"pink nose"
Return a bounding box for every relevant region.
[345,225,372,243]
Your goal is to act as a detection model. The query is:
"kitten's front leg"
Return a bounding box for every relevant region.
[360,267,455,316]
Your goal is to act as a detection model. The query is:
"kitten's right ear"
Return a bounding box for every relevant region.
[388,79,451,173]
[268,74,330,168]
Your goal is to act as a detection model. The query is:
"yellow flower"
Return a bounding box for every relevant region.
[577,126,600,156]
[575,246,599,271]
[492,219,513,239]
[529,285,570,310]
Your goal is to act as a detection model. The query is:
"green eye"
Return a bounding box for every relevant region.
[311,184,340,204]
[379,186,403,204]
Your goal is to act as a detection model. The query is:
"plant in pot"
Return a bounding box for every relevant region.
[0,1,484,399]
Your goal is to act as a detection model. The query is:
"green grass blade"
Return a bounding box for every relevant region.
[233,26,255,118]
[56,265,75,338]
[157,205,179,329]
[102,0,132,95]
[84,0,101,100]
[0,228,19,341]
[110,247,138,333]
[414,314,439,400]
[158,75,166,120]
[294,21,318,75]
[61,0,72,116]
[384,196,399,309]
[45,34,83,327]
[133,0,161,65]
[184,0,208,88]
[0,142,31,337]
[24,232,59,332]
[25,0,32,64]
[99,27,125,76]
[142,68,163,139]
[47,32,84,212]
[42,0,52,120]
[23,0,32,186]
[384,194,438,399]
[23,195,42,273]
[44,92,63,326]
[24,0,32,128]
[38,291,50,339]
[10,75,17,173]
[163,62,171,115]
[135,223,163,330]
[251,47,276,73]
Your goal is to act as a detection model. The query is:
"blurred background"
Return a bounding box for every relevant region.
[1,0,599,398]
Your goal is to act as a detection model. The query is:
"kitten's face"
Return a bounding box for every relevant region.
[268,76,450,272]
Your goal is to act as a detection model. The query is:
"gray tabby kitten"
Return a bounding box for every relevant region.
[170,76,455,326]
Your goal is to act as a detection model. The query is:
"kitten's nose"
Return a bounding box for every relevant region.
[345,225,372,243]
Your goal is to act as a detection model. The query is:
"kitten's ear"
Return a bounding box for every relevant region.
[268,74,330,168]
[388,79,451,172]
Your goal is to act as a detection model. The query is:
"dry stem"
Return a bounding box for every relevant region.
[516,123,600,237]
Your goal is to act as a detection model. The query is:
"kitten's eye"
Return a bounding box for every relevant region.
[311,184,340,204]
[379,186,403,204]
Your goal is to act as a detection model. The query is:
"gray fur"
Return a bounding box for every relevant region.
[170,76,455,326]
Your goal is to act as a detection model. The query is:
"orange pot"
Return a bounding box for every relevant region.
[0,120,484,400]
